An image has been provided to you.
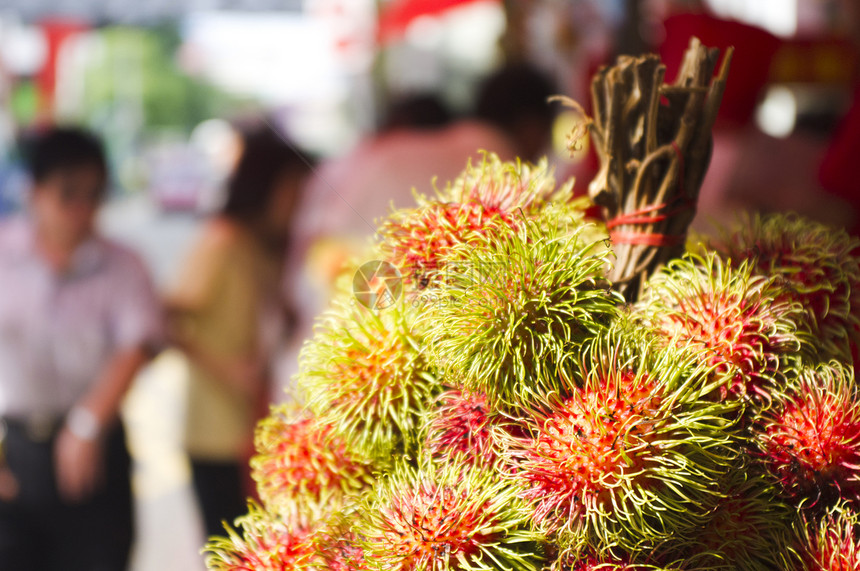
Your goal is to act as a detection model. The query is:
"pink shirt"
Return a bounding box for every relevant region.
[0,216,162,418]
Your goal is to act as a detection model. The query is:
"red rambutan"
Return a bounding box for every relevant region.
[756,362,860,509]
[637,253,810,405]
[502,326,738,553]
[311,523,371,571]
[377,153,585,288]
[796,501,860,570]
[711,213,860,361]
[205,503,316,571]
[250,406,375,520]
[423,389,502,467]
[356,459,546,571]
[553,553,676,571]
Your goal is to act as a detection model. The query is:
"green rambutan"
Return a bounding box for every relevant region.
[423,389,502,467]
[796,501,860,570]
[423,219,620,404]
[710,213,860,360]
[680,463,796,571]
[355,459,546,571]
[637,252,810,405]
[205,503,316,571]
[377,153,586,288]
[501,326,738,553]
[250,406,375,520]
[296,294,438,458]
[756,362,860,509]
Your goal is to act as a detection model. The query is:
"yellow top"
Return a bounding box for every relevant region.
[170,220,281,461]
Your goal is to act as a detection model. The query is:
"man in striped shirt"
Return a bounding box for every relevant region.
[0,127,162,570]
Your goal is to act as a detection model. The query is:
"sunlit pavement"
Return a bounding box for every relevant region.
[124,353,208,571]
[100,195,209,571]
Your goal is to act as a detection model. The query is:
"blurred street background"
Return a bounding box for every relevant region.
[0,0,858,569]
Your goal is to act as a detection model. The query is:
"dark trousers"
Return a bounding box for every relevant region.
[189,459,246,540]
[0,422,133,571]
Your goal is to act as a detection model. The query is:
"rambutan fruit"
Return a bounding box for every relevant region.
[250,406,375,520]
[501,326,738,554]
[795,501,860,570]
[296,294,438,458]
[423,388,502,467]
[310,517,371,571]
[755,362,860,509]
[423,219,620,405]
[636,252,810,405]
[552,552,679,571]
[679,462,796,571]
[205,503,316,571]
[355,459,546,571]
[710,213,860,361]
[377,153,589,289]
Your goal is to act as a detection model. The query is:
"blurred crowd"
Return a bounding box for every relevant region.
[0,0,860,569]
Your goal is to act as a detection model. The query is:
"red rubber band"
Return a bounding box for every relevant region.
[607,141,690,247]
[608,230,687,247]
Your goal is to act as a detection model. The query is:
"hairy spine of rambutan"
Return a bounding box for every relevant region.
[250,406,375,521]
[710,212,860,361]
[755,361,860,510]
[553,552,681,571]
[423,218,620,406]
[678,459,796,571]
[376,153,589,288]
[437,153,573,209]
[309,514,371,571]
[296,293,438,459]
[422,388,503,467]
[204,502,316,571]
[355,458,546,571]
[500,323,739,555]
[796,501,860,570]
[636,252,811,407]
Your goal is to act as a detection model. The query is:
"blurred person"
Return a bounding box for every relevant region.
[290,93,517,359]
[475,63,559,163]
[0,127,162,570]
[166,126,311,540]
[646,1,854,233]
[293,78,559,362]
[380,93,452,131]
[819,0,860,234]
[296,92,516,284]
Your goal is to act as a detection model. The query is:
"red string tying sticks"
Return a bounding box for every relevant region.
[606,141,693,247]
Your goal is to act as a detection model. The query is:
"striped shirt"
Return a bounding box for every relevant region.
[0,216,162,418]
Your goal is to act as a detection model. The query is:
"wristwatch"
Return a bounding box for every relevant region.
[66,406,100,441]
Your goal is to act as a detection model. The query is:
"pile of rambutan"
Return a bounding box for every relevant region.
[204,148,860,571]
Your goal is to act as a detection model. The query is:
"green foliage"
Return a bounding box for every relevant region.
[79,24,241,131]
